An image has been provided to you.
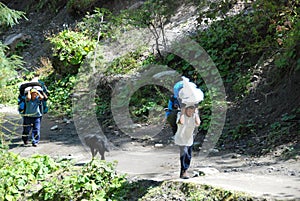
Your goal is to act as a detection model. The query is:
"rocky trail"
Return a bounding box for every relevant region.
[1,105,299,200]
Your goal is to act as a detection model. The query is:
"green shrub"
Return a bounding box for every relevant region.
[31,160,127,201]
[76,7,122,40]
[0,151,60,201]
[66,0,98,15]
[0,78,21,105]
[129,85,169,123]
[105,49,146,75]
[0,42,24,104]
[192,0,300,99]
[47,30,96,75]
[23,0,63,13]
[195,12,276,81]
[232,73,252,98]
[0,3,26,103]
[275,18,300,71]
[0,150,128,201]
[46,74,77,116]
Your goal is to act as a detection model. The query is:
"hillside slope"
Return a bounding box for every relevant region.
[1,0,299,159]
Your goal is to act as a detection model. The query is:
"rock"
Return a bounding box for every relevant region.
[288,171,296,176]
[4,33,31,52]
[154,143,164,148]
[51,125,58,130]
[231,153,241,159]
[210,148,219,153]
[193,170,205,177]
[194,167,219,175]
[231,168,243,172]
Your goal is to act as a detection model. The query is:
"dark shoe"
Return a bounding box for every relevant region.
[180,170,189,179]
[32,143,37,147]
[23,141,29,146]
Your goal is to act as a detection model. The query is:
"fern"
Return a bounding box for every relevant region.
[0,2,27,28]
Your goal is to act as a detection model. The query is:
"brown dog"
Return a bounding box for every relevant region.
[84,134,109,160]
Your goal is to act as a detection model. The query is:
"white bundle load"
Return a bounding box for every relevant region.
[24,85,43,94]
[33,85,42,91]
[179,76,204,106]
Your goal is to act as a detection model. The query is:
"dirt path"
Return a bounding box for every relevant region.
[1,105,299,200]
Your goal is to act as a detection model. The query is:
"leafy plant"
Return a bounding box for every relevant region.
[23,0,64,13]
[95,97,110,116]
[0,113,9,149]
[190,0,300,102]
[0,151,60,201]
[31,160,128,200]
[46,74,77,116]
[76,7,123,40]
[0,77,22,105]
[281,113,297,122]
[105,49,146,75]
[0,150,130,201]
[275,18,300,72]
[197,0,238,24]
[12,38,31,55]
[0,4,26,104]
[122,0,182,58]
[0,2,27,31]
[263,108,299,151]
[129,85,169,123]
[232,73,252,98]
[195,12,276,80]
[0,43,24,104]
[47,30,96,75]
[197,92,212,132]
[226,121,257,141]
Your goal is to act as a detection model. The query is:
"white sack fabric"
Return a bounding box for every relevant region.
[179,76,204,106]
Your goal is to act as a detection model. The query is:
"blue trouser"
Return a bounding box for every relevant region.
[179,145,193,172]
[22,117,41,145]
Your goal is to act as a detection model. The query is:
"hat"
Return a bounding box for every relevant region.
[30,88,38,93]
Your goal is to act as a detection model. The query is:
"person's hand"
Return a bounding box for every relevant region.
[37,91,44,100]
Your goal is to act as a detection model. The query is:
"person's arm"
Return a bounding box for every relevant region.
[179,107,185,124]
[194,108,201,126]
[26,91,31,101]
[165,99,173,117]
[41,91,47,100]
[37,91,44,100]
